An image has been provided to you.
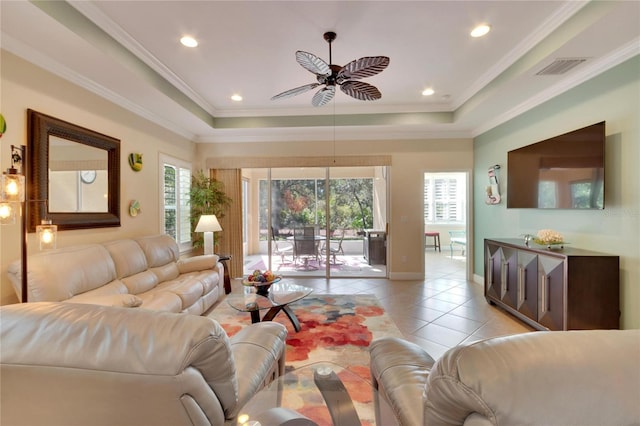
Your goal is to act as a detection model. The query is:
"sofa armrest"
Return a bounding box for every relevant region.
[230,322,288,417]
[177,254,220,273]
[369,337,435,426]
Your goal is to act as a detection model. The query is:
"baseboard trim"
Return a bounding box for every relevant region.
[388,272,424,280]
[473,273,484,286]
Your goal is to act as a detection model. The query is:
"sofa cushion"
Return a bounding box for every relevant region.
[198,272,218,295]
[66,293,143,308]
[8,244,116,302]
[156,278,205,309]
[183,287,219,316]
[135,235,179,268]
[137,291,183,313]
[150,262,180,283]
[102,239,148,278]
[179,270,219,295]
[122,271,159,295]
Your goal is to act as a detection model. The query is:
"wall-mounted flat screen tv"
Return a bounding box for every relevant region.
[507,121,605,209]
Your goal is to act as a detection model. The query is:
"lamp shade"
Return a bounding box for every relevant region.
[195,215,222,232]
[0,202,17,225]
[1,172,25,203]
[37,219,57,250]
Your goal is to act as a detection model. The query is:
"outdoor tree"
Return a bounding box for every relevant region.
[260,177,373,238]
[330,179,373,231]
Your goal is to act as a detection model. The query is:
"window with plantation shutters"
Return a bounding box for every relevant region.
[160,154,192,252]
[424,173,466,224]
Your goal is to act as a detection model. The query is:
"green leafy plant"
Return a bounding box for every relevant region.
[189,170,231,250]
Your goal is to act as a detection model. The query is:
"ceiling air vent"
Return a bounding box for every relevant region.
[536,58,588,75]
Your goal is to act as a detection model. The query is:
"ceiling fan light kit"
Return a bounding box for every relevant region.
[271,31,389,107]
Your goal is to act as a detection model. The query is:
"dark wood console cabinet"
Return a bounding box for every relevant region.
[484,238,619,331]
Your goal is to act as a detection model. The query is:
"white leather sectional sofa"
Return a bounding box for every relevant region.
[1,301,288,425]
[7,234,224,315]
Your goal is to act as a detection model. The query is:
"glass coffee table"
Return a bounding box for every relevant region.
[236,361,398,426]
[226,281,312,332]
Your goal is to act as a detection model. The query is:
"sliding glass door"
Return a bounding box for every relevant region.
[242,166,387,278]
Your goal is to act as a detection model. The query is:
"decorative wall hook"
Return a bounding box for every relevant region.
[485,164,501,205]
[128,153,143,172]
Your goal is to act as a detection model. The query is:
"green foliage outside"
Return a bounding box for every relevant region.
[164,165,177,240]
[189,170,232,249]
[261,178,373,238]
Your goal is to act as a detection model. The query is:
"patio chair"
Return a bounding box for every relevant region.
[270,227,293,264]
[293,227,320,266]
[321,229,345,264]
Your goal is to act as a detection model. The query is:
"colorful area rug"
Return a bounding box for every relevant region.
[209,294,403,425]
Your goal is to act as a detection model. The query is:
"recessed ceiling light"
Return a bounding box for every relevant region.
[470,24,491,38]
[231,94,243,102]
[422,88,435,96]
[180,36,198,47]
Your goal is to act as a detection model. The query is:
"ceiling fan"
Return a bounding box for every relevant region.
[271,31,390,107]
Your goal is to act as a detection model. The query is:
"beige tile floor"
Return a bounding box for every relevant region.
[229,251,534,360]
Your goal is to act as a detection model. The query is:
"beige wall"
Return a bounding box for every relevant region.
[1,51,195,305]
[197,139,474,280]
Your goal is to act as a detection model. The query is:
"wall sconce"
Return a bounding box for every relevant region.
[0,202,17,225]
[0,151,26,202]
[1,144,57,302]
[37,219,57,250]
[195,214,222,255]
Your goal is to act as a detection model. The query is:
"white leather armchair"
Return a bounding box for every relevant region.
[370,330,640,426]
[0,302,287,425]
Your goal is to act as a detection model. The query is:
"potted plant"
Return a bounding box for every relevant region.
[189,170,231,252]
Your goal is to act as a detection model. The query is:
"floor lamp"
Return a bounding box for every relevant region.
[1,145,57,302]
[195,214,222,255]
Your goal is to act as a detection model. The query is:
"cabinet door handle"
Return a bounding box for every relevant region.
[501,261,508,296]
[518,266,525,305]
[540,274,548,314]
[487,255,493,285]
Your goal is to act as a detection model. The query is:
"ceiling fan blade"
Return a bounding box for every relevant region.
[338,56,390,80]
[311,86,335,107]
[340,81,382,101]
[271,83,320,101]
[296,51,331,76]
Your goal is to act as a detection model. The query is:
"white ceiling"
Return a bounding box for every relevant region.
[1,1,639,143]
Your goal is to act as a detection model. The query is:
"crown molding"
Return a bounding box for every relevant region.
[472,38,640,137]
[453,1,587,110]
[68,1,219,117]
[1,33,197,141]
[194,124,472,144]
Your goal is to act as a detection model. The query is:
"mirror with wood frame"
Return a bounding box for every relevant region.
[27,109,120,231]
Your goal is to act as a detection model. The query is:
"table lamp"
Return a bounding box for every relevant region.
[195,214,222,255]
